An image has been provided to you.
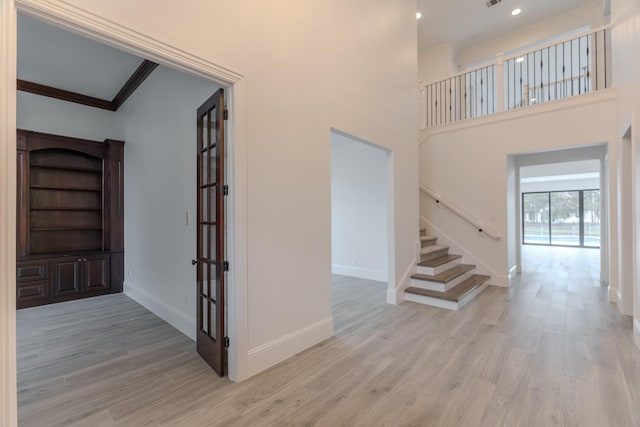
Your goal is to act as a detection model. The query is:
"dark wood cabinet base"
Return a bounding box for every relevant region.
[16,252,119,309]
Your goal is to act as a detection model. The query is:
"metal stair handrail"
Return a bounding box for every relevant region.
[419,184,501,240]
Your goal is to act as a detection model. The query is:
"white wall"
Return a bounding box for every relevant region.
[611,0,640,341]
[115,65,219,339]
[330,131,388,282]
[458,3,606,68]
[419,92,617,287]
[17,91,120,141]
[418,43,458,84]
[21,0,418,379]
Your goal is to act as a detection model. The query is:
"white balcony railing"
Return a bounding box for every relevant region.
[419,26,612,129]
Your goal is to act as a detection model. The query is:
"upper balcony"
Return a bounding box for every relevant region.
[418,26,612,129]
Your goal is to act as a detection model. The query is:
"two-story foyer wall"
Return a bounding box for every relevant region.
[419,92,617,287]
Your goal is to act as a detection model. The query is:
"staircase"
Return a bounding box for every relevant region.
[404,229,490,310]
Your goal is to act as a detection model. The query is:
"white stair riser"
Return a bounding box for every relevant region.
[410,271,474,292]
[404,292,460,311]
[404,282,490,311]
[417,259,461,276]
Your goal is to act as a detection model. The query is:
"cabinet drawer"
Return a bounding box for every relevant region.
[17,280,49,306]
[16,260,47,282]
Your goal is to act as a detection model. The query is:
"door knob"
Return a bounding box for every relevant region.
[192,259,198,265]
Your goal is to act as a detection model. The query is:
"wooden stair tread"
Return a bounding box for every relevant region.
[418,254,462,268]
[411,264,475,283]
[406,274,490,302]
[420,235,437,241]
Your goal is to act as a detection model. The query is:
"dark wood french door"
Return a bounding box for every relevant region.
[194,89,226,376]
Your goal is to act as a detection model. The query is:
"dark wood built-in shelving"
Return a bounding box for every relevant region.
[16,129,124,308]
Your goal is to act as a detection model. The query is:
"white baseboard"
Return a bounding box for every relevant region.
[634,319,640,351]
[331,264,387,282]
[124,280,196,341]
[492,275,510,287]
[247,317,333,378]
[508,264,518,279]
[387,244,418,305]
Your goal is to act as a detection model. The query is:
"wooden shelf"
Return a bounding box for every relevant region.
[30,207,102,211]
[30,184,102,192]
[31,227,102,232]
[30,163,101,173]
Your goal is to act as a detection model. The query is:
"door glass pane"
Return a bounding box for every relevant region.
[210,109,217,148]
[200,296,208,333]
[204,225,214,259]
[209,146,217,184]
[202,115,209,151]
[202,261,208,296]
[202,188,208,222]
[210,301,217,340]
[523,193,549,244]
[551,191,580,246]
[202,151,209,186]
[584,190,600,247]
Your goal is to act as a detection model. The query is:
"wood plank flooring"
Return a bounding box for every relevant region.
[17,245,640,426]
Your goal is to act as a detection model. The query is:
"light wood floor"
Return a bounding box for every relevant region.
[17,246,640,426]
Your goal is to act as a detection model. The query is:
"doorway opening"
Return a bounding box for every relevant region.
[508,146,608,285]
[330,129,392,322]
[11,8,244,422]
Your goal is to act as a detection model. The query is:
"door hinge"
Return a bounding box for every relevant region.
[223,109,229,120]
[223,185,229,196]
[224,336,230,347]
[223,261,230,272]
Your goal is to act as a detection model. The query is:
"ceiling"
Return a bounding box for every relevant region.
[520,160,600,181]
[17,13,144,100]
[417,0,602,51]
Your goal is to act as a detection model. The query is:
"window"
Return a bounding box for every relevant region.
[522,190,600,248]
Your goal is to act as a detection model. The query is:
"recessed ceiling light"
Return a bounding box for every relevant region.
[516,57,525,63]
[416,11,422,19]
[512,8,522,16]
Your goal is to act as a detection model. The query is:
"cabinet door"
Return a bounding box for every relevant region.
[84,255,110,291]
[52,259,82,296]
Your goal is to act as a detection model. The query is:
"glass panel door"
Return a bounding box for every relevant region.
[523,192,550,244]
[195,88,226,376]
[522,189,600,248]
[583,190,601,247]
[550,191,580,246]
